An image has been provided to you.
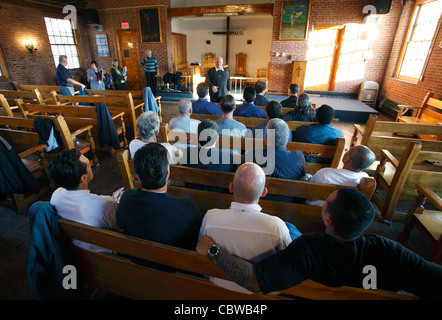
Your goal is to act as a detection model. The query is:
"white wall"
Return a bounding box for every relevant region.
[172,14,273,77]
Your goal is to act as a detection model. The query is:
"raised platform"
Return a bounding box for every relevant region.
[158,89,378,123]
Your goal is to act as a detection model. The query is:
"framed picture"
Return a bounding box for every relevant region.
[279,0,311,41]
[139,7,162,43]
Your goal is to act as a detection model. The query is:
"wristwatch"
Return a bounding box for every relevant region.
[208,244,220,258]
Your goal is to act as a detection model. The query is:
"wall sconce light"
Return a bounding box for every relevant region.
[25,40,37,53]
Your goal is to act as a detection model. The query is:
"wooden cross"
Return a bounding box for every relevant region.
[297,66,303,77]
[212,16,243,64]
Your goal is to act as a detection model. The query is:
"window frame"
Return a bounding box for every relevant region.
[394,0,442,83]
[95,34,110,57]
[43,15,84,71]
[0,45,11,80]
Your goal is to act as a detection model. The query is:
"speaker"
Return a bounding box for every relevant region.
[373,0,392,14]
[83,8,100,24]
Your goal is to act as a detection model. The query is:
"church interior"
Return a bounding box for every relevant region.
[0,0,441,301]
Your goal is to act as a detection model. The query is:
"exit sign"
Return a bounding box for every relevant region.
[121,22,129,29]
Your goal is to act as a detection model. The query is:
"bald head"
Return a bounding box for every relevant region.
[231,163,267,203]
[345,145,376,172]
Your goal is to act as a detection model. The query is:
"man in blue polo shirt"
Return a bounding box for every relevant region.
[233,86,265,118]
[294,104,344,164]
[192,82,222,115]
[56,55,85,96]
[140,49,159,96]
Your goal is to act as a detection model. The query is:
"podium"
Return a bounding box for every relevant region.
[291,61,307,93]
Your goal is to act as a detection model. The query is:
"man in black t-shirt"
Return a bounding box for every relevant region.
[117,143,202,270]
[196,188,442,299]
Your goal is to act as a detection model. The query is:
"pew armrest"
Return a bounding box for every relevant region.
[380,149,399,168]
[18,144,47,158]
[71,125,93,137]
[111,112,125,120]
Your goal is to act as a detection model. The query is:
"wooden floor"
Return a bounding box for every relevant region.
[0,102,431,300]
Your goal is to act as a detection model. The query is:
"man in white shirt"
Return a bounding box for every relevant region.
[49,149,123,252]
[307,145,376,206]
[198,162,296,293]
[129,111,183,164]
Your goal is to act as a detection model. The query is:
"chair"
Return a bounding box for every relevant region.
[235,52,247,76]
[397,184,442,264]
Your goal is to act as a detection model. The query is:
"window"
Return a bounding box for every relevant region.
[95,34,109,57]
[44,17,81,69]
[0,46,11,79]
[395,0,442,81]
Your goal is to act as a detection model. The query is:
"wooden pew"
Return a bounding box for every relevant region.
[20,103,127,150]
[51,93,146,138]
[0,118,55,213]
[0,115,99,166]
[117,149,374,230]
[166,131,345,174]
[57,217,416,300]
[85,89,162,122]
[396,92,442,140]
[0,89,48,105]
[12,82,60,93]
[372,141,442,221]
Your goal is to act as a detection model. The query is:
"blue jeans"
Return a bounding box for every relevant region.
[285,222,302,241]
[59,85,75,96]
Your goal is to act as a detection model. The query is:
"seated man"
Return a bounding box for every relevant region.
[169,98,200,134]
[247,100,292,140]
[192,82,222,115]
[233,86,266,118]
[280,83,299,109]
[117,143,202,270]
[293,104,344,163]
[129,111,183,164]
[49,149,122,252]
[180,119,240,193]
[307,145,376,206]
[253,80,270,107]
[196,187,442,299]
[282,93,316,122]
[216,94,247,138]
[199,163,299,293]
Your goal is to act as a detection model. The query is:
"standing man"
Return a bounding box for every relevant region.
[206,56,231,103]
[56,55,85,96]
[140,49,159,96]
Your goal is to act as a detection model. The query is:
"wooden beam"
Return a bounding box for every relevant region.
[168,4,273,18]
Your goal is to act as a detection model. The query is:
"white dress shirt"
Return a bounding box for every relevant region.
[129,139,183,164]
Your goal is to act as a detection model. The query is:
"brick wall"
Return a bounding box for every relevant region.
[268,0,402,94]
[379,0,442,107]
[86,0,173,89]
[0,2,91,90]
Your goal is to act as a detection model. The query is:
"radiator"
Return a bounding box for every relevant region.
[378,97,412,118]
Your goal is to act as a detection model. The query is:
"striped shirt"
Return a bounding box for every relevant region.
[141,56,159,73]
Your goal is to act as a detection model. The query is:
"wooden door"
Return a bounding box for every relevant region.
[291,61,307,94]
[172,33,188,75]
[304,25,345,92]
[117,30,141,90]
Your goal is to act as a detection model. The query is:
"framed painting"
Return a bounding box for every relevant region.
[139,7,162,43]
[279,0,311,41]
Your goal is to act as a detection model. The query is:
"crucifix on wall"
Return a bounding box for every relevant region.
[291,61,307,94]
[212,16,243,65]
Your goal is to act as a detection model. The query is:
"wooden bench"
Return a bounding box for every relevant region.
[57,217,416,300]
[0,115,99,166]
[0,89,48,105]
[117,149,374,231]
[57,218,416,301]
[397,183,442,264]
[396,92,442,140]
[373,141,442,220]
[165,130,345,175]
[50,93,144,138]
[20,103,127,151]
[0,136,52,214]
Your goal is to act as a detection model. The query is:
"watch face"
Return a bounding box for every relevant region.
[209,245,219,255]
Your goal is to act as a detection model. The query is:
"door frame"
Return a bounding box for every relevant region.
[116,29,142,90]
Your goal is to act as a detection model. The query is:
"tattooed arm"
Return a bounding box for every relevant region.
[196,235,261,293]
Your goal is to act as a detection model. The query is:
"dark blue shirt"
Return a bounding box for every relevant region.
[249,120,293,141]
[233,102,266,118]
[192,98,222,115]
[56,63,73,87]
[280,95,298,109]
[254,95,270,107]
[293,123,344,163]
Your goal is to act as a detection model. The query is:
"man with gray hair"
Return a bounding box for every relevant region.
[261,118,305,181]
[129,111,183,164]
[56,55,85,96]
[169,99,201,134]
[140,49,159,95]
